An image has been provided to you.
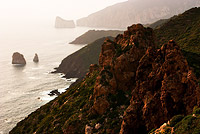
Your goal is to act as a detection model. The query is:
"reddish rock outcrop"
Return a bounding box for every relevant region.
[91,24,156,115]
[120,40,200,134]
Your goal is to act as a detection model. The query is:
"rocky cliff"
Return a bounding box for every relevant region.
[55,16,75,28]
[10,24,200,134]
[154,7,200,78]
[120,40,200,133]
[77,0,200,28]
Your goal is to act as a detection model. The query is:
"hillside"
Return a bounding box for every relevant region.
[70,30,122,44]
[77,0,200,28]
[155,7,200,78]
[10,24,200,134]
[147,19,170,29]
[155,7,200,53]
[55,37,114,79]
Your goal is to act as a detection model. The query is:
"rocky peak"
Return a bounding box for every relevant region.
[92,24,156,115]
[120,40,200,134]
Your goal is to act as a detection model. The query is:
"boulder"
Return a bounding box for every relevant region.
[33,53,39,62]
[12,52,26,65]
[48,89,61,96]
[85,125,93,134]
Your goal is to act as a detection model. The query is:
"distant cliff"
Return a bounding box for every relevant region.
[55,16,75,28]
[77,0,200,28]
[70,30,122,44]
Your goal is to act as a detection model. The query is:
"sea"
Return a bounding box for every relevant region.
[0,23,97,134]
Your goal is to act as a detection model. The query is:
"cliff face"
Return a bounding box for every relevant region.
[55,16,75,28]
[91,24,156,116]
[56,37,114,79]
[120,40,200,133]
[10,24,200,134]
[77,0,200,29]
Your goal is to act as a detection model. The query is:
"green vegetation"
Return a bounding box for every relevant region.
[70,30,123,44]
[10,71,99,134]
[147,19,170,29]
[10,67,131,133]
[149,107,200,134]
[155,7,200,54]
[56,37,114,79]
[169,115,184,127]
[154,7,200,79]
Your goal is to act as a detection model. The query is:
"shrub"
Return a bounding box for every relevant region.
[169,115,184,127]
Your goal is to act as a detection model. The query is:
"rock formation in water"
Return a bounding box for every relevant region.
[12,52,26,65]
[10,24,200,134]
[55,16,75,28]
[33,53,39,63]
[77,0,200,28]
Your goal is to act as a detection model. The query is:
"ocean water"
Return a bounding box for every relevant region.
[0,24,93,134]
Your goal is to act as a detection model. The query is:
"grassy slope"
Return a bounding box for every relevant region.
[154,7,200,78]
[155,7,200,54]
[56,37,114,79]
[10,71,99,134]
[149,108,200,134]
[10,69,132,134]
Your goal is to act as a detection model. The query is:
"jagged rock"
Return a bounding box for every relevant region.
[95,123,101,130]
[55,16,75,28]
[92,24,156,115]
[120,40,200,134]
[89,64,99,74]
[85,125,93,134]
[48,89,61,96]
[12,52,26,65]
[33,53,39,62]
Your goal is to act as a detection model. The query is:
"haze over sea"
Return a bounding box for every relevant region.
[0,22,93,134]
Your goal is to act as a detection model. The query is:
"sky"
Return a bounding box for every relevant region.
[0,0,127,26]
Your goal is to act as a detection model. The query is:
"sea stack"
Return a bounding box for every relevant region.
[33,53,39,63]
[55,16,75,28]
[12,52,26,65]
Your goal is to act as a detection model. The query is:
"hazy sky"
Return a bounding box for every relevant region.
[0,0,127,26]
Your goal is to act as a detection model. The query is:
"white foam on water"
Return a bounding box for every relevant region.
[31,66,43,70]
